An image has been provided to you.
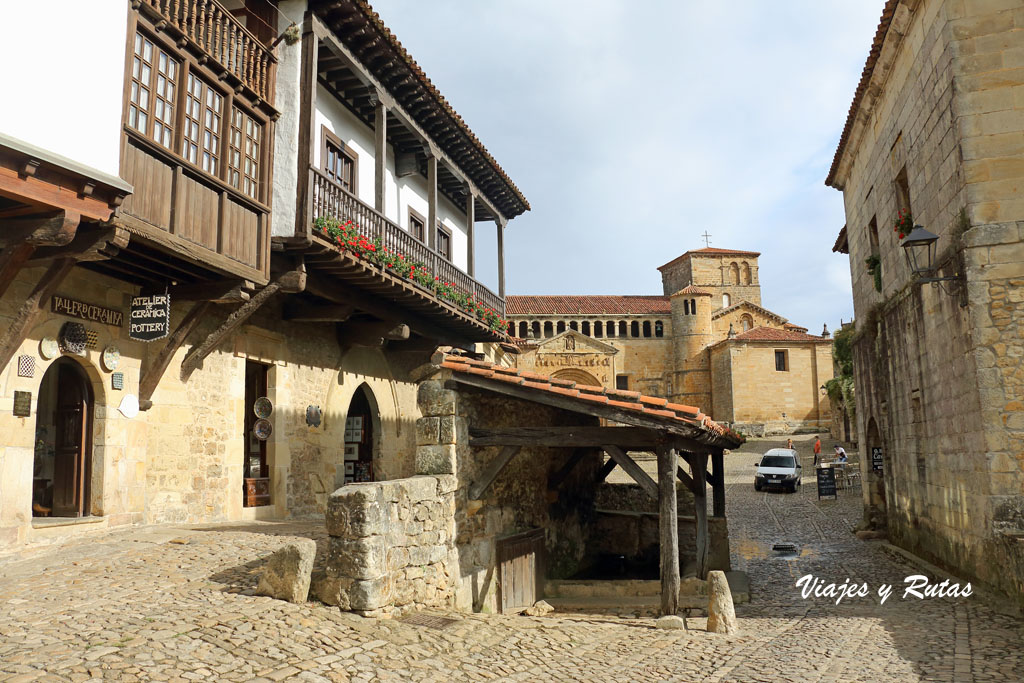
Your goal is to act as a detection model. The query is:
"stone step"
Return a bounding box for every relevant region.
[544,579,661,598]
[544,595,709,615]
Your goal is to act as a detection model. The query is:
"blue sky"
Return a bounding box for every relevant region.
[371,1,884,330]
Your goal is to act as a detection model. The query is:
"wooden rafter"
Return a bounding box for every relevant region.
[468,445,521,500]
[139,301,212,409]
[602,445,658,499]
[0,258,78,373]
[547,448,590,491]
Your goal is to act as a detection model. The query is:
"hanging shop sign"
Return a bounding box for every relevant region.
[51,295,123,327]
[129,294,171,341]
[871,447,884,472]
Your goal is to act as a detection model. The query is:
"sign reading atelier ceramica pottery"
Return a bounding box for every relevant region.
[871,446,884,472]
[129,294,171,341]
[13,391,31,417]
[51,295,123,327]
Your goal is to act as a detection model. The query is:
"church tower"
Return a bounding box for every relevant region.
[659,248,762,310]
[669,285,713,410]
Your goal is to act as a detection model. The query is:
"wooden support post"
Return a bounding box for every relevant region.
[657,445,680,616]
[596,457,617,483]
[603,444,658,498]
[711,449,726,518]
[465,186,475,277]
[496,217,506,299]
[0,243,37,301]
[0,257,77,373]
[689,452,709,578]
[139,301,212,408]
[295,21,318,234]
[468,445,521,500]
[548,447,588,490]
[426,150,438,250]
[677,463,696,492]
[372,90,387,213]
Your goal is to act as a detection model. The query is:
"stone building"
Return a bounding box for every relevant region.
[508,248,834,435]
[828,0,1024,602]
[0,0,526,551]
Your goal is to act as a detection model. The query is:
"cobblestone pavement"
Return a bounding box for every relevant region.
[1,435,1022,682]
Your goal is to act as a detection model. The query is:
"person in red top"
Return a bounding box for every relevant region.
[813,436,822,466]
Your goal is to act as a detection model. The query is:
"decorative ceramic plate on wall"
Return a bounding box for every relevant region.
[39,337,58,360]
[102,346,120,372]
[253,396,273,419]
[253,418,273,441]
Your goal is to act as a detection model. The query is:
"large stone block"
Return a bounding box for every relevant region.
[417,380,457,416]
[312,571,353,608]
[416,417,441,446]
[325,536,387,580]
[416,444,457,475]
[405,475,439,503]
[325,485,389,538]
[255,539,317,604]
[706,570,738,634]
[350,575,393,611]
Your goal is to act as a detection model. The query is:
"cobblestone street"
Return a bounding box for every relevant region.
[2,435,1022,682]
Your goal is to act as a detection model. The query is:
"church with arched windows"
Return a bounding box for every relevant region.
[506,247,835,435]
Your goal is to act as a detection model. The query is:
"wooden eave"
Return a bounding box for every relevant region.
[283,238,507,344]
[308,0,528,220]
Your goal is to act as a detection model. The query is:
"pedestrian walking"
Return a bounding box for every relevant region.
[786,438,794,450]
[813,436,821,466]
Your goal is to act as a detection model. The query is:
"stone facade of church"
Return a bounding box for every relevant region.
[507,248,834,435]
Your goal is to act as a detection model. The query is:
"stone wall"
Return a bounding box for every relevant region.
[661,254,761,307]
[315,475,457,617]
[0,264,423,551]
[831,0,1024,602]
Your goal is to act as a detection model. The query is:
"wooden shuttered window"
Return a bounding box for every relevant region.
[182,73,223,174]
[129,32,178,148]
[228,107,261,199]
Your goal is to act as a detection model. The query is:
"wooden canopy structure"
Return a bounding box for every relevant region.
[434,353,744,616]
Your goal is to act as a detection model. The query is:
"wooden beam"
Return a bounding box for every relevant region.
[603,445,658,499]
[658,445,680,616]
[168,280,254,303]
[296,21,318,234]
[548,448,589,490]
[466,186,475,278]
[496,217,505,299]
[677,463,696,493]
[283,300,355,322]
[0,258,77,373]
[469,426,664,449]
[468,445,521,500]
[27,226,128,266]
[712,449,726,518]
[372,91,387,213]
[336,321,410,347]
[0,210,80,248]
[0,243,37,301]
[688,452,710,579]
[179,268,296,381]
[595,457,617,483]
[139,302,212,409]
[426,152,437,250]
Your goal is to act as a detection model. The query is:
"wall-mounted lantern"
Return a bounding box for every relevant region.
[900,224,964,303]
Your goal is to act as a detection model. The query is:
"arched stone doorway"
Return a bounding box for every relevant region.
[866,416,886,527]
[344,383,381,483]
[551,368,602,388]
[33,358,94,518]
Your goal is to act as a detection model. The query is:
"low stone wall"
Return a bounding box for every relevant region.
[314,475,457,617]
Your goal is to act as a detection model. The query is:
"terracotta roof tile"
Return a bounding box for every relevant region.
[674,285,711,296]
[438,354,744,447]
[506,295,670,316]
[826,0,901,187]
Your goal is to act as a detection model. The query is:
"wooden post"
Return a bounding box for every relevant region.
[295,21,318,235]
[139,301,212,408]
[496,217,506,299]
[690,451,709,578]
[465,186,475,277]
[711,448,726,518]
[426,150,438,251]
[0,243,37,301]
[0,257,77,373]
[372,91,387,213]
[657,444,680,616]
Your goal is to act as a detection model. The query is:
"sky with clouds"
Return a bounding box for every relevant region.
[371,1,884,330]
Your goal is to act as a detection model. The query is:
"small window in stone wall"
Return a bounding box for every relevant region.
[642,321,651,338]
[655,320,664,337]
[630,321,640,337]
[618,321,627,337]
[582,321,591,336]
[775,350,788,372]
[518,321,528,338]
[570,321,579,332]
[594,321,603,337]
[616,374,629,390]
[543,321,554,338]
[557,321,566,334]
[723,293,731,308]
[684,299,690,315]
[532,321,541,338]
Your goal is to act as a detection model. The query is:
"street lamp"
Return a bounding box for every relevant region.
[900,224,963,302]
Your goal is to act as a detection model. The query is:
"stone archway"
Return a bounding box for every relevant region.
[551,368,602,388]
[344,383,382,483]
[866,416,886,528]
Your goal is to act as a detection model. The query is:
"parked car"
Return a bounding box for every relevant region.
[754,449,802,492]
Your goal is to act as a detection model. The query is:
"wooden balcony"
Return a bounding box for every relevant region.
[295,167,506,342]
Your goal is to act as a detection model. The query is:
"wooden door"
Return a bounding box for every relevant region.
[497,528,545,613]
[51,363,90,517]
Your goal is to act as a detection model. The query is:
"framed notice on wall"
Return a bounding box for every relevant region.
[344,444,358,461]
[871,447,884,472]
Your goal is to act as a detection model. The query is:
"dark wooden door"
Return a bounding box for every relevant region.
[497,528,545,613]
[52,363,90,517]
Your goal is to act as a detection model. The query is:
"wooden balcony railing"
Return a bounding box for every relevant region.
[139,0,274,102]
[310,167,505,317]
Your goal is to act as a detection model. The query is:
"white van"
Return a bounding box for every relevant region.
[754,448,802,493]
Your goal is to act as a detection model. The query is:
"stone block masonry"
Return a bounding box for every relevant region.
[315,475,457,617]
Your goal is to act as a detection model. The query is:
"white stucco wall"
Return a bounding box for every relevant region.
[0,1,127,177]
[270,0,308,238]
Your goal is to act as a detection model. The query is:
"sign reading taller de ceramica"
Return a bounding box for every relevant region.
[51,296,124,327]
[129,294,171,341]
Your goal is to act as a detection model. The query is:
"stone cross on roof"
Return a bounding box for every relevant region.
[701,231,712,248]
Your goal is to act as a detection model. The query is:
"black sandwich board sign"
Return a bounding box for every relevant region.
[871,446,884,472]
[129,294,171,341]
[816,466,837,500]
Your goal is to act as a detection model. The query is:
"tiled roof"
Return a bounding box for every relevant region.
[825,0,901,187]
[319,1,530,218]
[506,295,671,316]
[674,284,711,296]
[658,247,761,271]
[438,354,743,446]
[731,326,830,343]
[783,323,809,332]
[833,226,849,254]
[712,300,788,324]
